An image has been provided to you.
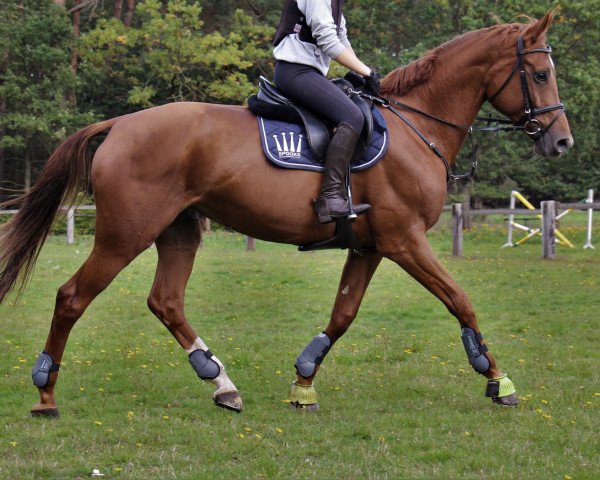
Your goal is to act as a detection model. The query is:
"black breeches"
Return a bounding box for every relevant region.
[273,60,364,135]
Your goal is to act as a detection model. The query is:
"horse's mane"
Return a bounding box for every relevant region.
[379,50,438,97]
[380,24,524,97]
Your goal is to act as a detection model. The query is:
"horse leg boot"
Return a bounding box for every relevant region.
[290,250,383,410]
[314,123,371,223]
[381,232,518,406]
[31,244,145,418]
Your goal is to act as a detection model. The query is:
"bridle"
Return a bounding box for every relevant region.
[486,36,565,142]
[353,35,566,181]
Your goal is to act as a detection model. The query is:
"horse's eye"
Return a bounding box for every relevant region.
[533,71,548,83]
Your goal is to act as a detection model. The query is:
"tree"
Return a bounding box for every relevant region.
[113,0,137,27]
[0,0,93,194]
[78,0,273,118]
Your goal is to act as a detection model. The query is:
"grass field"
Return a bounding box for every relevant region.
[0,214,598,479]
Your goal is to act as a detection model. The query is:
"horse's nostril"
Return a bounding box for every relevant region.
[556,137,574,153]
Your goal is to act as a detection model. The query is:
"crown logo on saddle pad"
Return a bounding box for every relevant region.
[273,132,303,158]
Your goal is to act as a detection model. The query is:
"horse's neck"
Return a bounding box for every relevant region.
[404,32,500,161]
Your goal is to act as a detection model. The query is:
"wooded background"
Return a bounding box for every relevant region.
[1,0,598,206]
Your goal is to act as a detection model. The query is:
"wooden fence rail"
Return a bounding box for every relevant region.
[2,201,598,256]
[0,205,261,250]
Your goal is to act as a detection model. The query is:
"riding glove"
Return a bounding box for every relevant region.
[363,71,381,96]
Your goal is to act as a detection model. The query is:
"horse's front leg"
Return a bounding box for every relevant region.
[380,232,518,406]
[290,249,382,410]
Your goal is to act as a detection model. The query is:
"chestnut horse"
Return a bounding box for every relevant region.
[0,13,572,416]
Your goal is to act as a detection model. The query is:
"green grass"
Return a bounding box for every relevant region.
[0,218,598,480]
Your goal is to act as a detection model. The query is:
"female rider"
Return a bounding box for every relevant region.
[272,0,380,223]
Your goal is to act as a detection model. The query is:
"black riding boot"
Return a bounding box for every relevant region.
[314,123,371,223]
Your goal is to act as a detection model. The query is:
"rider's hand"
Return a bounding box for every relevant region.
[343,70,365,88]
[363,71,381,96]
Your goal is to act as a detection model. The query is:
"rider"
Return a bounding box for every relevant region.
[272,0,380,223]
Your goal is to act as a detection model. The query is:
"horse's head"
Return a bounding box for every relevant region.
[485,11,573,157]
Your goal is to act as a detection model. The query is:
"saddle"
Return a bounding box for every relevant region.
[248,76,375,162]
[247,76,385,253]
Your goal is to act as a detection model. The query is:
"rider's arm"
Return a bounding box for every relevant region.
[334,47,371,76]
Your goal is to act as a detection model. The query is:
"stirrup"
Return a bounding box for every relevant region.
[313,197,370,224]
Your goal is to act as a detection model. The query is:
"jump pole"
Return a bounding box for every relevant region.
[502,190,517,247]
[584,189,595,249]
[504,190,574,248]
[66,207,75,245]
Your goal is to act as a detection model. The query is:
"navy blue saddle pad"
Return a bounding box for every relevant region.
[257,107,389,172]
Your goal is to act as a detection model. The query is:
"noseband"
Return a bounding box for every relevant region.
[487,36,565,141]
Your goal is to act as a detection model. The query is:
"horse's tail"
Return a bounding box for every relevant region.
[0,118,117,304]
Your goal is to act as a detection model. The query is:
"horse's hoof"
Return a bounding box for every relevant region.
[290,401,319,412]
[492,392,519,407]
[214,391,243,412]
[30,407,60,418]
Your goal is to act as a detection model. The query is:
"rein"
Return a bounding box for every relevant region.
[353,35,565,182]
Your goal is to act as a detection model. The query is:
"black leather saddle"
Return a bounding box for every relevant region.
[248,76,374,162]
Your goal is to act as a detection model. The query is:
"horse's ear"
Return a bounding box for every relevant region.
[524,10,556,44]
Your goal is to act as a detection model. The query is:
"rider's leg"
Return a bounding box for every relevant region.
[274,61,370,222]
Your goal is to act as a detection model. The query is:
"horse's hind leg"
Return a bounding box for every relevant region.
[380,232,518,406]
[147,212,242,412]
[291,249,382,410]
[31,238,150,417]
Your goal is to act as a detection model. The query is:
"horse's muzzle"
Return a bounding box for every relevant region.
[534,130,574,157]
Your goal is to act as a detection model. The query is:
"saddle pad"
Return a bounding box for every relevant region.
[257,107,389,172]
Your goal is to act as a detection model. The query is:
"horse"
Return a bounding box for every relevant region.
[0,11,572,417]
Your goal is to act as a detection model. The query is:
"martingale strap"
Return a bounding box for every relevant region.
[356,91,476,182]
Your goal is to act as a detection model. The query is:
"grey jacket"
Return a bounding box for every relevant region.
[273,0,351,76]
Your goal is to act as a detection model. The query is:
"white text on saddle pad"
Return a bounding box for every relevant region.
[273,132,303,158]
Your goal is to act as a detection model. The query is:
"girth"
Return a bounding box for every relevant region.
[249,76,374,162]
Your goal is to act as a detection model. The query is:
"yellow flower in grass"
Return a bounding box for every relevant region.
[10,441,17,447]
[94,421,103,426]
